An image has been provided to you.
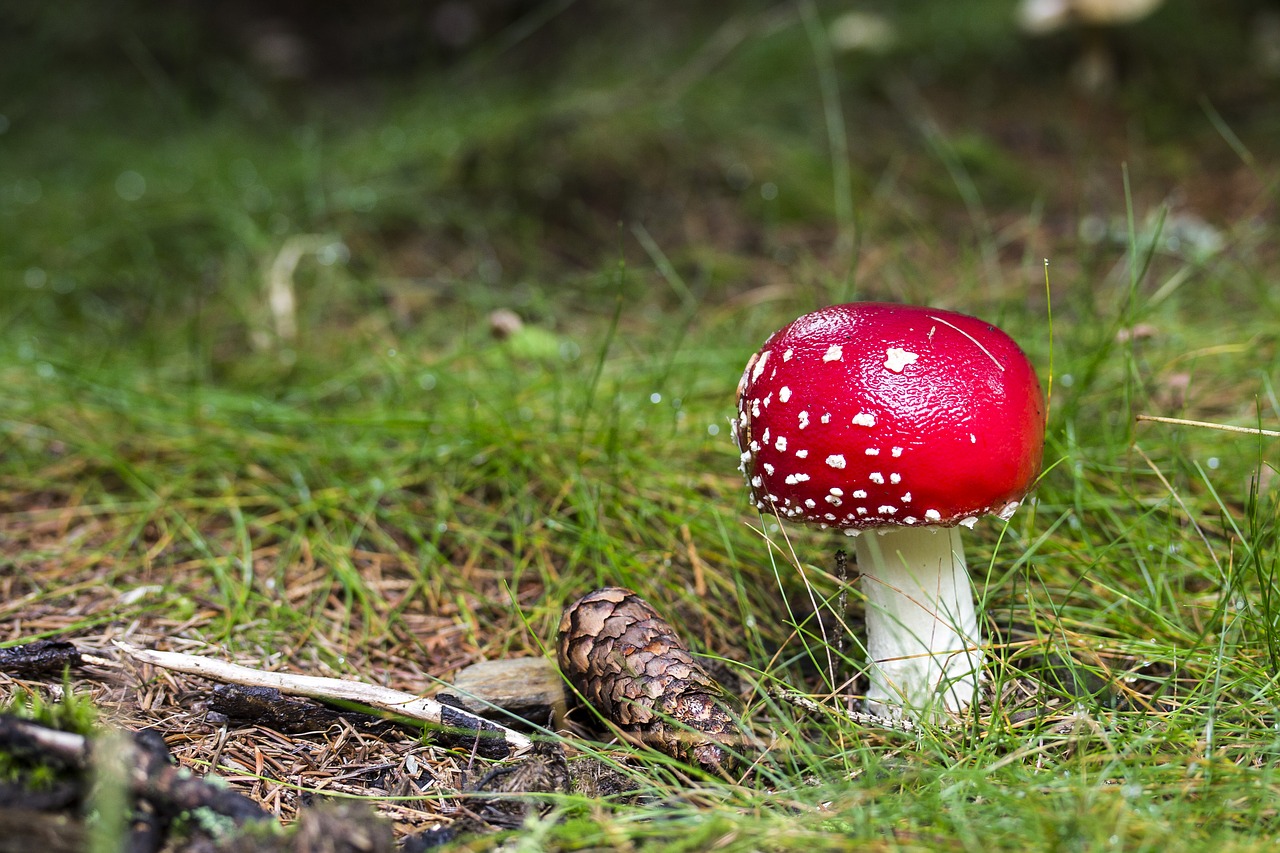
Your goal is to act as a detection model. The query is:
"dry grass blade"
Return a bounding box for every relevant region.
[1135,414,1280,438]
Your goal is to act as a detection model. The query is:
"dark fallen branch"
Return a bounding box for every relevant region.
[0,713,270,825]
[206,684,405,737]
[0,640,83,677]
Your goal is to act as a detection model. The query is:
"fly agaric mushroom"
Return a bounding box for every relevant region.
[732,303,1045,718]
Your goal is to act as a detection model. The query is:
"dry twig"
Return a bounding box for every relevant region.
[114,643,532,759]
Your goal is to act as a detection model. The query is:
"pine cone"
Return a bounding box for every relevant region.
[556,587,742,772]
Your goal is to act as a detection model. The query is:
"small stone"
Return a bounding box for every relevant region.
[445,658,566,726]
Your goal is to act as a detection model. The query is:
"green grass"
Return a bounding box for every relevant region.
[3,2,1280,850]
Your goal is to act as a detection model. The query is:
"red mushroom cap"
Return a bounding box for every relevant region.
[733,303,1045,530]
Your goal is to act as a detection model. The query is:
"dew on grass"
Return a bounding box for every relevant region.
[230,158,258,188]
[1207,456,1220,469]
[115,171,146,201]
[346,185,377,212]
[243,184,273,210]
[380,125,406,151]
[24,267,46,289]
[14,177,42,204]
[707,423,720,436]
[316,241,349,266]
[650,392,662,404]
[725,161,753,191]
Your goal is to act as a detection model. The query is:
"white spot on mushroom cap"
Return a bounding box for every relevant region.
[751,475,763,488]
[889,473,901,484]
[891,447,903,457]
[825,495,842,506]
[925,509,941,521]
[795,449,808,459]
[865,448,879,456]
[869,472,884,484]
[820,413,832,424]
[970,433,977,444]
[751,350,770,382]
[798,410,809,429]
[775,435,788,451]
[763,463,775,475]
[852,489,867,499]
[884,348,918,373]
[779,386,792,403]
[826,454,847,469]
[829,487,843,496]
[878,505,897,515]
[901,492,912,502]
[785,473,811,485]
[823,344,843,362]
[804,499,816,508]
[998,500,1021,520]
[852,412,876,427]
[783,348,794,361]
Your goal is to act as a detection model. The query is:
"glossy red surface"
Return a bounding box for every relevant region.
[733,303,1045,529]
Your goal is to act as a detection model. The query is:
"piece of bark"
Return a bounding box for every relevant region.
[440,658,567,725]
[207,684,404,737]
[556,587,744,773]
[0,714,268,825]
[0,640,82,677]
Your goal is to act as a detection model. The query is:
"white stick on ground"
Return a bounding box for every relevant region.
[114,642,533,756]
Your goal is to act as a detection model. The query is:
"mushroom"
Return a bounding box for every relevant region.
[1016,0,1166,93]
[732,303,1045,718]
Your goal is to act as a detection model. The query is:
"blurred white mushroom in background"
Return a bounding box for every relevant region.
[1017,0,1165,92]
[828,11,897,53]
[1017,0,1165,36]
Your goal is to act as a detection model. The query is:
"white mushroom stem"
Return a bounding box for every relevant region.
[853,526,983,719]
